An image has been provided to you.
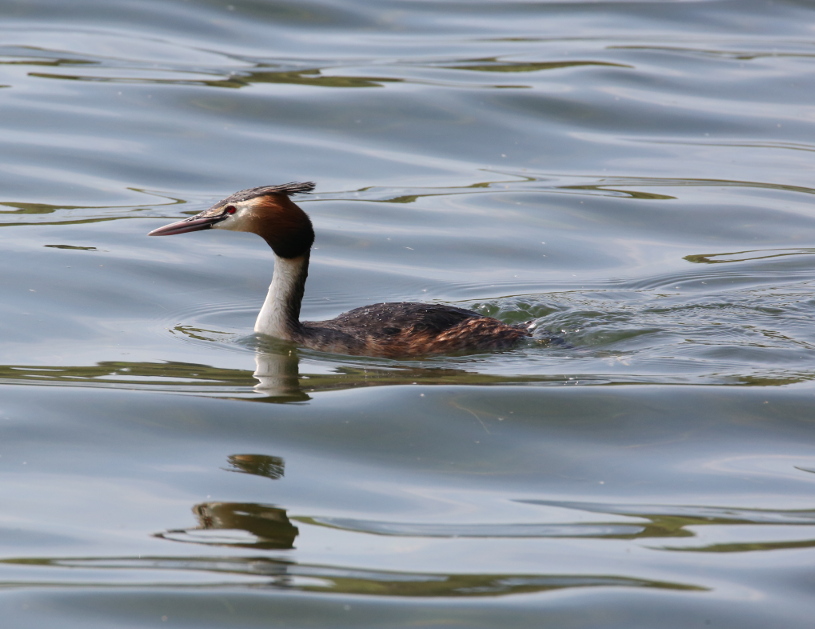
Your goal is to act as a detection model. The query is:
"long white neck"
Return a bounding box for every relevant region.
[254,253,309,340]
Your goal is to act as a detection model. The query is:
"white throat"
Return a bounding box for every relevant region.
[254,253,308,340]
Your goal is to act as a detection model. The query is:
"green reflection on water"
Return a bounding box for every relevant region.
[685,249,815,264]
[44,244,99,251]
[0,556,703,596]
[444,59,632,73]
[28,67,399,89]
[0,355,812,396]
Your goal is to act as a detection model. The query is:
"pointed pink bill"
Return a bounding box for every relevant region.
[148,214,224,236]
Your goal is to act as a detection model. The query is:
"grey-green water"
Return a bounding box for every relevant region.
[2,0,815,626]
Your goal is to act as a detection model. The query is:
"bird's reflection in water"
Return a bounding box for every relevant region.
[252,344,311,401]
[225,453,285,480]
[156,453,298,550]
[249,340,519,402]
[157,501,299,551]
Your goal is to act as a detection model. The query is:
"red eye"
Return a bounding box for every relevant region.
[225,205,236,214]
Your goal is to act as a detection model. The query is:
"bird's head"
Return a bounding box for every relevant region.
[148,182,316,258]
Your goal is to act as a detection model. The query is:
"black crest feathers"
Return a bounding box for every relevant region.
[218,182,316,206]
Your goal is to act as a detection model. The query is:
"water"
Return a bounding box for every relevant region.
[2,0,815,626]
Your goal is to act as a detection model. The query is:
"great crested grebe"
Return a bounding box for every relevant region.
[149,182,533,357]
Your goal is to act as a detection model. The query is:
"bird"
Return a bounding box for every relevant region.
[148,182,534,358]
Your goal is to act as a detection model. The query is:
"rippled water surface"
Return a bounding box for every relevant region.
[3,0,815,626]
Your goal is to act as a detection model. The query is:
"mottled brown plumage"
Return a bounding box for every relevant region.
[298,302,531,357]
[149,183,534,358]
